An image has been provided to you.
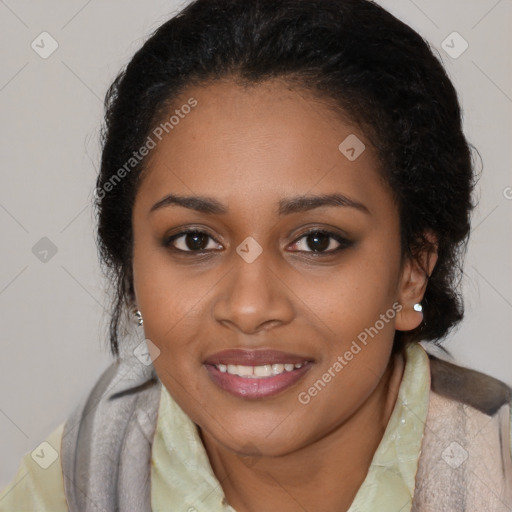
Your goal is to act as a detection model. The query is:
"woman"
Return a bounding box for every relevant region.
[1,0,511,510]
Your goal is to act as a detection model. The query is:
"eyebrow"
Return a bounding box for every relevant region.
[149,193,370,216]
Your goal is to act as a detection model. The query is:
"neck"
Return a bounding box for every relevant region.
[201,350,406,512]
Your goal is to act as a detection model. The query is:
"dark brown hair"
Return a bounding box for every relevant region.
[95,0,476,356]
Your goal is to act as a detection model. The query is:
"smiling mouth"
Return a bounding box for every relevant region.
[203,349,313,398]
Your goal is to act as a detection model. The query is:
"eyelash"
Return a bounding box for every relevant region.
[162,228,353,257]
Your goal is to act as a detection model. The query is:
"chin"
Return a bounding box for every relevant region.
[200,408,311,457]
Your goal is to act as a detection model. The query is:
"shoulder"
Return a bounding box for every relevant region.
[0,357,160,512]
[411,352,512,510]
[0,422,69,512]
[426,353,512,460]
[427,353,512,416]
[61,357,161,511]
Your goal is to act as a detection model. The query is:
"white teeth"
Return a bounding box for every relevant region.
[236,365,254,377]
[272,363,284,375]
[254,365,272,377]
[216,362,307,378]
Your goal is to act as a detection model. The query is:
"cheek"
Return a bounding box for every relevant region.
[133,261,209,349]
[132,234,192,343]
[299,246,400,338]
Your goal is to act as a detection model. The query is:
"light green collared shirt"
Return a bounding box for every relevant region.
[1,342,504,511]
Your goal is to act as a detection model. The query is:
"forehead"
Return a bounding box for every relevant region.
[136,79,391,217]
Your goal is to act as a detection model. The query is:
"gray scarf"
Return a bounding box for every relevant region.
[61,352,512,511]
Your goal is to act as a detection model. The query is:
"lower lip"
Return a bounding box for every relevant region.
[204,363,312,399]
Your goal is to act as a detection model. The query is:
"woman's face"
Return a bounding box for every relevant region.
[132,79,421,456]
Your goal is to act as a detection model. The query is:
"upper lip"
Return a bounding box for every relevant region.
[204,349,312,366]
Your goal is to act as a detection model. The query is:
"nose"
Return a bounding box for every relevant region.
[212,249,295,335]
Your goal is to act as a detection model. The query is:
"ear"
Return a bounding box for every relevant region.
[395,232,438,332]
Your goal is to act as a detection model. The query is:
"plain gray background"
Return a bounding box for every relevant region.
[0,0,511,489]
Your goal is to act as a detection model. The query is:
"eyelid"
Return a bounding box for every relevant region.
[163,228,223,253]
[288,229,352,254]
[163,227,352,255]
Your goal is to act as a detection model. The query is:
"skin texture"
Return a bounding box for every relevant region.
[131,79,437,512]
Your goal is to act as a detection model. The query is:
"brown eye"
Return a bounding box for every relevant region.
[164,230,222,252]
[290,230,352,254]
[305,232,331,252]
